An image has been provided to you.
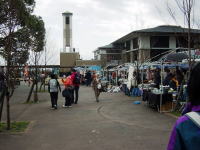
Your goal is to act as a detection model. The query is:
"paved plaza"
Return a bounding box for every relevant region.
[0,83,176,150]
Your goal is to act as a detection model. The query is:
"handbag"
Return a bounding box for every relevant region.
[97,83,102,89]
[62,88,71,98]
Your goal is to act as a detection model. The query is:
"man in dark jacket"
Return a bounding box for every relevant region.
[85,71,92,86]
[163,68,172,86]
[154,68,161,88]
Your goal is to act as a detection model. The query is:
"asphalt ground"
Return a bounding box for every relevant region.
[0,82,176,150]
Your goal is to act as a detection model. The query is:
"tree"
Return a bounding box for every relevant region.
[0,0,45,129]
[167,0,195,71]
[39,30,59,91]
[26,16,45,103]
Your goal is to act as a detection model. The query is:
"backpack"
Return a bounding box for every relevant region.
[49,79,58,92]
[50,79,57,87]
[73,74,80,84]
[185,112,200,128]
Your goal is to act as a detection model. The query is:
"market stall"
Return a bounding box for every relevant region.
[140,52,190,112]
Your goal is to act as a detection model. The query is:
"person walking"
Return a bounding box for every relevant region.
[48,74,61,109]
[92,73,101,102]
[71,69,81,104]
[39,71,46,91]
[62,73,73,108]
[85,71,92,86]
[167,62,200,150]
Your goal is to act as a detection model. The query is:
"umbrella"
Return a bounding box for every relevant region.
[166,53,188,62]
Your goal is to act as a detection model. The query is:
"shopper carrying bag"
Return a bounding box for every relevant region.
[62,74,73,108]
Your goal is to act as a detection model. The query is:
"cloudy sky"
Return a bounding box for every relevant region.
[33,0,200,65]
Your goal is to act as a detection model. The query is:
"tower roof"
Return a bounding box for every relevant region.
[62,11,73,16]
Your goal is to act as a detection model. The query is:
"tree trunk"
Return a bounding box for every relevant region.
[39,81,45,91]
[6,32,12,130]
[34,53,38,103]
[0,90,5,122]
[34,81,38,103]
[6,87,10,130]
[43,80,45,91]
[26,83,35,103]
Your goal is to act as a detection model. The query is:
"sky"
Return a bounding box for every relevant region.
[33,0,200,65]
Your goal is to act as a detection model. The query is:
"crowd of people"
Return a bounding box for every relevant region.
[149,66,187,90]
[128,66,187,91]
[48,69,102,109]
[5,63,199,150]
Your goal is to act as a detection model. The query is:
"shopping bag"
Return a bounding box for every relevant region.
[62,88,71,98]
[97,83,102,89]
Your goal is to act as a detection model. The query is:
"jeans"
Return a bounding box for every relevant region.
[71,86,80,104]
[50,92,58,107]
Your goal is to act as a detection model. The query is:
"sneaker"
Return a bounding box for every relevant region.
[62,105,68,108]
[68,106,72,108]
[54,105,57,109]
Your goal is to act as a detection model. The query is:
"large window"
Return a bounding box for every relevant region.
[150,36,169,48]
[125,41,131,50]
[176,36,194,48]
[132,38,139,49]
[150,49,170,61]
[107,54,121,61]
[113,43,125,49]
[106,50,121,53]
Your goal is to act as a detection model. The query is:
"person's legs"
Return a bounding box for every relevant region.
[71,88,75,104]
[54,92,58,107]
[89,79,92,86]
[96,89,100,102]
[50,92,55,108]
[86,79,89,86]
[94,87,100,102]
[52,92,58,109]
[65,97,71,107]
[74,86,79,104]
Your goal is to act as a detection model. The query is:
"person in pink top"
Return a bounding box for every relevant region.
[71,69,81,104]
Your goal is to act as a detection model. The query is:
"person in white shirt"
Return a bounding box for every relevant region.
[48,74,61,109]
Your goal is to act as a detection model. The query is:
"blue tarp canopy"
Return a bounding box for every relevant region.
[88,65,101,71]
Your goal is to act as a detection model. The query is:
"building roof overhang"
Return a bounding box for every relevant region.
[112,25,200,44]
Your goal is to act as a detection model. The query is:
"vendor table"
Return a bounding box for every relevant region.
[142,90,173,111]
